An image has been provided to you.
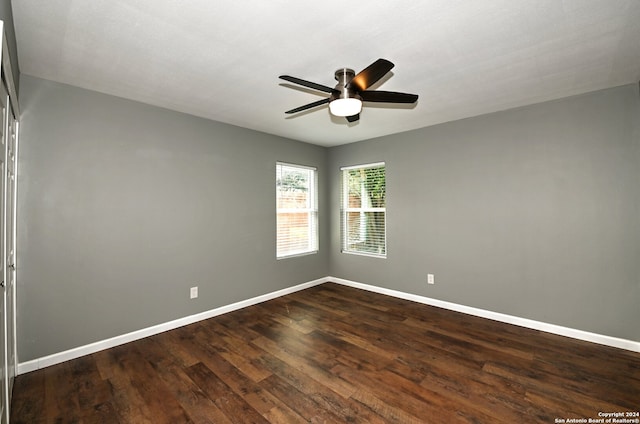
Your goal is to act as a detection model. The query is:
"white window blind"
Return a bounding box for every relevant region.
[276,162,318,258]
[341,162,386,257]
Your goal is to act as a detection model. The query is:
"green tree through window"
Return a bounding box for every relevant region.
[342,163,386,257]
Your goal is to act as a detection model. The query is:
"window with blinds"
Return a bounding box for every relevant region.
[276,162,318,259]
[341,162,386,257]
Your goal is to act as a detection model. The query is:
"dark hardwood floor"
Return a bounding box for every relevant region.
[10,282,640,423]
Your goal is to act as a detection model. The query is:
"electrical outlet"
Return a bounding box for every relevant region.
[427,274,435,285]
[190,286,198,299]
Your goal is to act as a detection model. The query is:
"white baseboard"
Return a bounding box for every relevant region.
[329,276,640,353]
[17,277,330,375]
[17,275,639,375]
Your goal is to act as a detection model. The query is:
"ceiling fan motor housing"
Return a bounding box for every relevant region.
[332,68,361,101]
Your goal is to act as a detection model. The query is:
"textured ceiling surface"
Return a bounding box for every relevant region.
[11,0,640,146]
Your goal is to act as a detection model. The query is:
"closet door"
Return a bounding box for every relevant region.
[0,20,19,423]
[0,79,6,424]
[4,91,15,400]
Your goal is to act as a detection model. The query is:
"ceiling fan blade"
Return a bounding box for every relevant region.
[347,58,395,91]
[279,75,337,94]
[285,97,331,114]
[360,90,418,104]
[345,114,360,123]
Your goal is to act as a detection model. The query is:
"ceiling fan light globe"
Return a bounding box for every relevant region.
[329,98,362,117]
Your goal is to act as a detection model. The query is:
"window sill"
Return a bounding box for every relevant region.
[277,250,319,260]
[341,250,386,259]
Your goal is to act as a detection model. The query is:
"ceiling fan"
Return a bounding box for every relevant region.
[280,58,418,123]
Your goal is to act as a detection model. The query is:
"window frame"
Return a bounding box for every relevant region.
[341,162,387,258]
[276,161,318,259]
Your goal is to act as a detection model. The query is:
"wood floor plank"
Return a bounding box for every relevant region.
[402,315,536,361]
[154,325,204,368]
[250,334,358,399]
[156,361,233,424]
[259,373,344,423]
[185,362,269,424]
[9,368,46,424]
[348,389,439,424]
[199,320,273,382]
[335,362,502,423]
[483,360,635,414]
[11,282,640,423]
[173,323,295,421]
[313,286,392,313]
[97,348,156,423]
[111,342,195,424]
[43,361,81,424]
[255,353,386,423]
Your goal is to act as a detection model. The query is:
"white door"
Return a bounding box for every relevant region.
[0,79,7,424]
[0,19,20,423]
[5,95,16,401]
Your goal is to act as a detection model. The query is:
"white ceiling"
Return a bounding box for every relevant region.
[11,0,640,147]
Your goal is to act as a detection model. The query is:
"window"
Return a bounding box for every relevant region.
[276,162,318,258]
[341,162,386,257]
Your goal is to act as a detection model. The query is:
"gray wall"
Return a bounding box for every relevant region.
[17,75,329,361]
[0,0,19,91]
[329,84,640,342]
[17,75,640,362]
